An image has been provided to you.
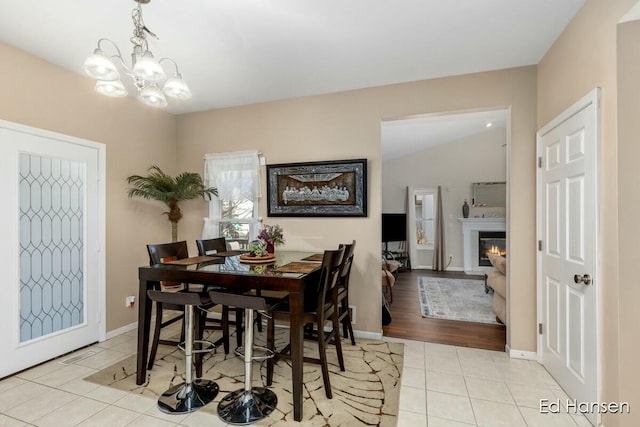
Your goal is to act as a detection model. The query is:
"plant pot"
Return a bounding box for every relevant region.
[266,242,275,255]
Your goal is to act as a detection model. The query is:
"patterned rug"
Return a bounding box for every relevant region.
[84,327,403,426]
[418,276,499,324]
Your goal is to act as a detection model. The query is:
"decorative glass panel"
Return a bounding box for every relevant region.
[19,153,84,342]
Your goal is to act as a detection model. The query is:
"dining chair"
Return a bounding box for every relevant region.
[195,237,244,351]
[145,241,189,371]
[266,247,346,398]
[146,241,230,373]
[336,241,356,345]
[196,237,268,340]
[196,237,226,256]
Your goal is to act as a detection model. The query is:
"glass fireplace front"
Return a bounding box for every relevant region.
[478,231,506,266]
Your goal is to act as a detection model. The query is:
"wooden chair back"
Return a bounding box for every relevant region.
[196,237,227,256]
[315,247,345,319]
[147,241,189,265]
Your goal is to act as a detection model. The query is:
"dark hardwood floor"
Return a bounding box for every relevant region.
[382,269,506,351]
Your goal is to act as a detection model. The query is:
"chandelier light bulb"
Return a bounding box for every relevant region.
[133,51,166,82]
[163,74,192,100]
[139,84,168,108]
[82,49,119,81]
[95,80,128,97]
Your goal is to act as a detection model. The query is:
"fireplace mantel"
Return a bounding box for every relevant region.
[458,218,506,273]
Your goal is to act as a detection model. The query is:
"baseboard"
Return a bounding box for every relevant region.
[506,344,537,360]
[353,329,383,341]
[106,320,383,343]
[105,321,138,340]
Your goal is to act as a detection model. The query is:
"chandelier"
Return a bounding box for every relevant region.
[82,0,191,108]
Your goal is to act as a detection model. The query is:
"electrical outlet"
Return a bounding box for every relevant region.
[125,296,135,308]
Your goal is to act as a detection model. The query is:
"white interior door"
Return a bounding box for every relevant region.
[0,120,105,378]
[537,89,599,425]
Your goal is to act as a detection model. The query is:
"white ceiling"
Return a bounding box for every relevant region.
[381,109,507,162]
[0,0,584,115]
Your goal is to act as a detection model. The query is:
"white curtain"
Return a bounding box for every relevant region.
[202,150,261,240]
[432,185,446,271]
[203,150,260,201]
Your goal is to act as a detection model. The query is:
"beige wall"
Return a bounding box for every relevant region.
[617,18,640,427]
[538,0,638,425]
[0,42,177,332]
[176,67,537,345]
[382,127,507,270]
[0,40,539,354]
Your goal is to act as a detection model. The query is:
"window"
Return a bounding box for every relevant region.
[202,150,261,248]
[407,186,439,268]
[415,192,436,249]
[217,199,255,249]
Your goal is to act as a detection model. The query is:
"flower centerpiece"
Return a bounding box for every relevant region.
[257,224,285,255]
[247,239,268,257]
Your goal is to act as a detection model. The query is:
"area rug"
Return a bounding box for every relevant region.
[418,276,499,324]
[84,327,403,426]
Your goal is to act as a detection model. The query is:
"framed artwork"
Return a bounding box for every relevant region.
[266,158,367,217]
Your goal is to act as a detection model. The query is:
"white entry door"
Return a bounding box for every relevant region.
[537,89,599,425]
[0,120,105,378]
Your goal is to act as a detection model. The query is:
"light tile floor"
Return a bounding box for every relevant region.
[0,331,591,426]
[386,337,593,427]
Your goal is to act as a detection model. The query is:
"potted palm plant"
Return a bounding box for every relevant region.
[126,165,216,242]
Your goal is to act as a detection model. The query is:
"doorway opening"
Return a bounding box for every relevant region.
[381,108,509,350]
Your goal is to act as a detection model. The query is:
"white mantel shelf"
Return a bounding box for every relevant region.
[458,217,506,274]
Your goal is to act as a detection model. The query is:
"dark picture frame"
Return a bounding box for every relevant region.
[266,158,367,217]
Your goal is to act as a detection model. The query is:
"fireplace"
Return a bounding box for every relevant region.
[478,231,506,266]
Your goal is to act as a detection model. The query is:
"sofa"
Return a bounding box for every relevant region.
[486,253,507,325]
[381,256,399,303]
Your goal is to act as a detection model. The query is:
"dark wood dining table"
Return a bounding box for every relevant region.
[136,250,322,421]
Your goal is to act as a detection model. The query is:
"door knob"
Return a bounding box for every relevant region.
[573,274,592,285]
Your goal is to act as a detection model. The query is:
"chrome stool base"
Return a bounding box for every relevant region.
[217,387,277,425]
[158,379,219,414]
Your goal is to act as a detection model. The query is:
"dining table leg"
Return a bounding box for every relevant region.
[136,279,152,385]
[289,288,304,421]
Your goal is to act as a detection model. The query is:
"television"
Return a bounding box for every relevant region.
[382,213,407,242]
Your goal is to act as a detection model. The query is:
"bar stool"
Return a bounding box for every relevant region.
[147,289,219,414]
[208,291,286,425]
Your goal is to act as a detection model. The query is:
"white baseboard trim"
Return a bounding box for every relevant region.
[317,324,382,341]
[105,321,138,340]
[407,266,465,272]
[353,329,383,341]
[506,344,537,360]
[106,321,383,343]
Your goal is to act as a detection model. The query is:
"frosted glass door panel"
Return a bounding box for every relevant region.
[1,119,103,379]
[19,154,85,342]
